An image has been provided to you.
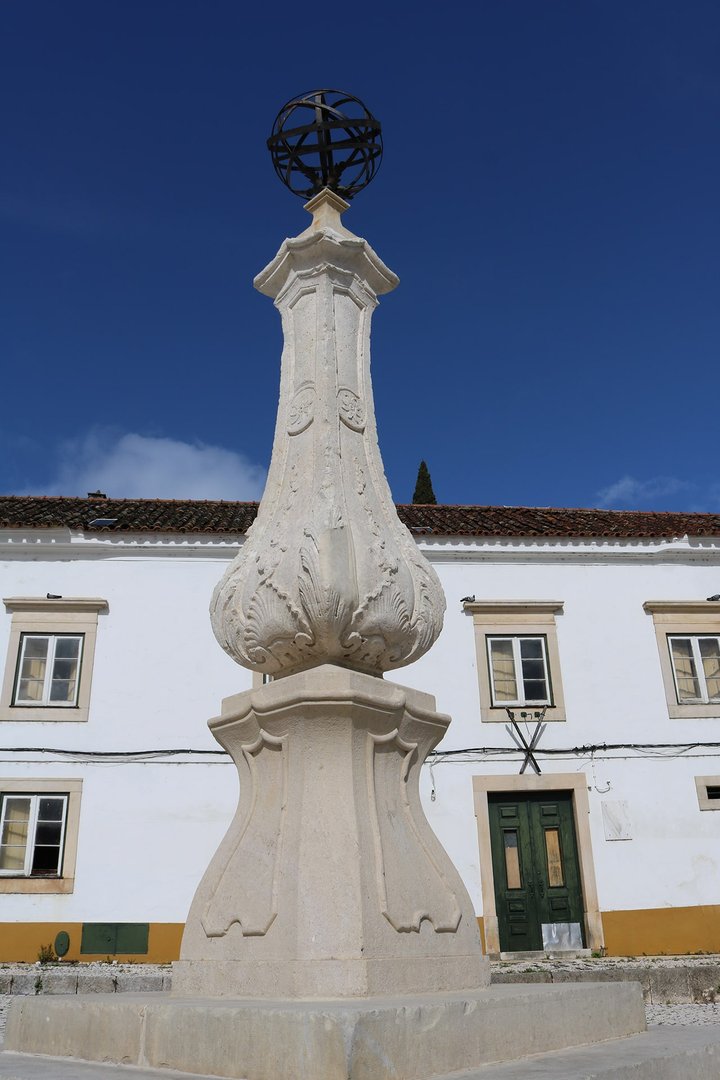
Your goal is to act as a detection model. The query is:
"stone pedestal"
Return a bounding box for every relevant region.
[5,982,649,1079]
[173,665,488,999]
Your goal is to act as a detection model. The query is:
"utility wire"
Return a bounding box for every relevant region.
[2,740,720,761]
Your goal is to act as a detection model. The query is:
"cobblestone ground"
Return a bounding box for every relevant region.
[646,1002,720,1025]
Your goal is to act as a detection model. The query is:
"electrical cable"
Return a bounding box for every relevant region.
[2,740,720,761]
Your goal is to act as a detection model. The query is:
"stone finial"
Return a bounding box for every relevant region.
[210,193,445,677]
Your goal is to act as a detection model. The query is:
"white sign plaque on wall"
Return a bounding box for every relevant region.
[601,800,632,841]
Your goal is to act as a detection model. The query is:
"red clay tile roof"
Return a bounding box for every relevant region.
[0,495,719,539]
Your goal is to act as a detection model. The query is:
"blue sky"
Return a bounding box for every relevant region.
[1,1,718,510]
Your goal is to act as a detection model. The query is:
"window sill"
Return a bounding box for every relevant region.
[668,704,720,720]
[0,877,74,894]
[0,706,89,723]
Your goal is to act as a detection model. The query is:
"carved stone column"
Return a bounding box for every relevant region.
[175,191,489,998]
[209,190,446,678]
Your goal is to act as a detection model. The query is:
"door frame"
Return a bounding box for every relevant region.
[473,774,604,957]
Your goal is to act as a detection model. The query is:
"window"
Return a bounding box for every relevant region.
[668,636,720,705]
[695,777,720,811]
[13,634,84,707]
[487,636,551,707]
[1,598,108,722]
[0,794,68,876]
[644,602,720,719]
[465,601,566,722]
[0,779,82,894]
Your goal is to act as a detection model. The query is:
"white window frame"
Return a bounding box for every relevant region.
[465,601,566,723]
[0,779,82,894]
[486,635,552,708]
[667,635,720,705]
[0,793,68,877]
[644,602,720,719]
[13,633,84,708]
[1,598,108,722]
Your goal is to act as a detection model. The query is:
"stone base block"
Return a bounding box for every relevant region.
[6,983,645,1080]
[172,954,486,998]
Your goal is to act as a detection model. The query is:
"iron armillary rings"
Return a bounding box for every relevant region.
[267,90,382,200]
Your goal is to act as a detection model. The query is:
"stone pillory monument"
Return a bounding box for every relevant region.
[6,89,717,1079]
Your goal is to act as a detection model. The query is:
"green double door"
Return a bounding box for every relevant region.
[488,791,585,953]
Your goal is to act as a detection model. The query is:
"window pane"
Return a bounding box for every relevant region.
[38,798,64,822]
[670,639,701,702]
[17,645,48,701]
[0,845,27,871]
[521,658,545,680]
[1,816,29,848]
[699,638,720,701]
[54,637,81,659]
[51,659,77,681]
[545,828,565,887]
[31,844,61,874]
[520,639,543,659]
[49,678,77,703]
[3,798,31,822]
[23,637,49,659]
[17,677,44,701]
[490,640,517,702]
[34,822,62,846]
[503,830,522,889]
[523,679,549,702]
[0,798,31,871]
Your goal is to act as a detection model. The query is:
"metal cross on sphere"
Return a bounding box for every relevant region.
[267,89,383,200]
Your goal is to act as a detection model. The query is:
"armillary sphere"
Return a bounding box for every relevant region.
[267,89,382,200]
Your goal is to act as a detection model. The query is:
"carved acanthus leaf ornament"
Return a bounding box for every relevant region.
[211,191,445,677]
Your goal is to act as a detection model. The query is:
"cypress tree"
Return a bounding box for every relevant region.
[412,460,437,504]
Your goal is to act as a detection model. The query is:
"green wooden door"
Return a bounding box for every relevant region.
[488,791,585,953]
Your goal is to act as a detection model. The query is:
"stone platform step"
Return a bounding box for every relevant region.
[2,1026,720,1080]
[443,1025,720,1079]
[4,984,646,1079]
[0,1054,218,1079]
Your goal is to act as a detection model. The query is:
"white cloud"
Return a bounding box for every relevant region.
[595,475,693,510]
[23,430,266,501]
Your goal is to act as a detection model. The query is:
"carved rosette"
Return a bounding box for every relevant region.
[211,191,445,677]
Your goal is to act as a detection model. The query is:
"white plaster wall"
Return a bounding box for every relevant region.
[2,536,720,923]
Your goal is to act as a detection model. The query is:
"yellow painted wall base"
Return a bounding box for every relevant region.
[4,908,720,964]
[0,923,184,964]
[477,905,720,957]
[601,905,720,956]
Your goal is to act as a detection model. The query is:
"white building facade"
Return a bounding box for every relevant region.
[1,495,720,962]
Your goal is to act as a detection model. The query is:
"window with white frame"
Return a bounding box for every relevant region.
[465,601,566,723]
[668,636,720,705]
[13,634,84,708]
[644,602,720,719]
[487,636,552,707]
[1,598,107,722]
[0,779,82,894]
[0,793,68,877]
